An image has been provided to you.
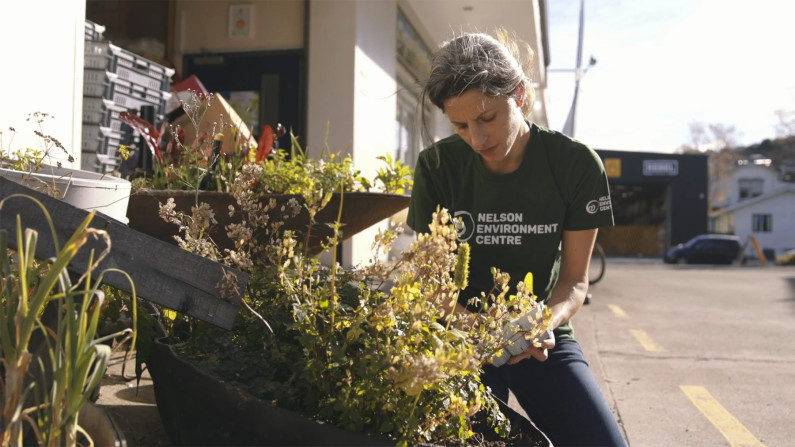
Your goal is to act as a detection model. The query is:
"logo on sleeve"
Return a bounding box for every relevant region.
[586,196,612,214]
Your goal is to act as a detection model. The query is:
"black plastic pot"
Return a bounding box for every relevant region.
[148,336,394,446]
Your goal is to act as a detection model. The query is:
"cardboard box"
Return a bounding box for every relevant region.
[169,93,257,155]
[167,75,209,115]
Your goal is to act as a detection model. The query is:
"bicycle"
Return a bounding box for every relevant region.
[588,242,606,285]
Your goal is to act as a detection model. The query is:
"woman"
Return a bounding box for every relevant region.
[407,29,627,446]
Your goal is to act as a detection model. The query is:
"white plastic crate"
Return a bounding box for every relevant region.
[83,69,122,98]
[108,78,171,118]
[81,124,102,152]
[96,153,121,173]
[85,20,105,41]
[84,41,173,92]
[85,41,111,70]
[80,151,100,173]
[83,80,106,97]
[82,97,115,124]
[98,126,124,156]
[84,68,107,85]
[82,124,102,142]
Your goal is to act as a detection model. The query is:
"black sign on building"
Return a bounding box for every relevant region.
[595,149,709,256]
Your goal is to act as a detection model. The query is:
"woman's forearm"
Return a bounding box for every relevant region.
[547,277,589,329]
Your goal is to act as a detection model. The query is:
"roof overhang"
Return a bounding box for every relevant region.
[400,0,548,86]
[400,0,549,122]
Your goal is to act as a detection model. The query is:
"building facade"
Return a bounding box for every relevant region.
[595,149,709,256]
[710,159,795,260]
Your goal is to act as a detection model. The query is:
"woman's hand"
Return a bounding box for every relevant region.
[504,228,597,366]
[507,330,556,364]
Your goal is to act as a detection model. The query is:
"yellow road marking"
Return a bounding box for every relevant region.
[680,385,766,447]
[608,304,627,318]
[629,329,664,352]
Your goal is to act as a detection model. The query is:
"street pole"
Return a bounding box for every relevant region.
[561,0,586,138]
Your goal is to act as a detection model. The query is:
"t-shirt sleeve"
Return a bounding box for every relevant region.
[560,145,614,231]
[406,150,440,234]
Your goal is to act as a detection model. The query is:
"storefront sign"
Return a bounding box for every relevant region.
[604,158,622,178]
[643,159,679,176]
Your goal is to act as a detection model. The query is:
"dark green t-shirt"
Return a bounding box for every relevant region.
[407,124,614,339]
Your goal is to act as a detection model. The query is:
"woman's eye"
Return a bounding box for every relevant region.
[481,115,495,123]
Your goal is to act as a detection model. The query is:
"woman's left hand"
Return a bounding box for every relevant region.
[508,330,556,364]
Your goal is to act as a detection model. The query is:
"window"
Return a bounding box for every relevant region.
[738,178,764,200]
[752,214,772,232]
[396,8,433,168]
[395,85,422,167]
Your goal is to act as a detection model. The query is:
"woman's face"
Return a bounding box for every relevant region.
[443,89,529,174]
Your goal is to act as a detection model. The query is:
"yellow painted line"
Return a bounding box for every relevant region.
[629,329,664,352]
[608,304,627,318]
[680,385,766,447]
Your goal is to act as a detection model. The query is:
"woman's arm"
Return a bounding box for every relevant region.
[508,228,597,364]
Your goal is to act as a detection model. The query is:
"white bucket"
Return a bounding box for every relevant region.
[0,165,131,224]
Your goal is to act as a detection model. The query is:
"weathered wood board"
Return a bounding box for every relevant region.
[0,176,246,329]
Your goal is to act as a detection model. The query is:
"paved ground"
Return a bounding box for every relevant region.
[96,350,170,446]
[579,258,795,447]
[96,258,795,446]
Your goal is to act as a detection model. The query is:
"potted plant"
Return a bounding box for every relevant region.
[150,202,553,445]
[0,112,132,224]
[0,194,137,446]
[120,91,413,252]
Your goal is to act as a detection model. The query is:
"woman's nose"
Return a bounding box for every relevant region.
[469,124,488,148]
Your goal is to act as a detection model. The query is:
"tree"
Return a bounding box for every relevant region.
[774,109,795,138]
[677,120,741,211]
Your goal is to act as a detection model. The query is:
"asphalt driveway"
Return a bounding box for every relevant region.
[575,258,794,446]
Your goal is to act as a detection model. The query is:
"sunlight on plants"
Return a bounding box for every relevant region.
[0,195,137,447]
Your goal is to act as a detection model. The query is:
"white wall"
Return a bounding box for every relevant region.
[733,190,795,257]
[175,0,305,73]
[308,0,398,267]
[729,164,779,204]
[0,0,86,168]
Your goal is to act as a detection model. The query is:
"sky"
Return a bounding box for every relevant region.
[545,0,795,153]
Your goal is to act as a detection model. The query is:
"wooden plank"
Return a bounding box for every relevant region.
[0,176,245,329]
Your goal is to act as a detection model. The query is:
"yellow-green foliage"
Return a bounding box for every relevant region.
[0,195,136,447]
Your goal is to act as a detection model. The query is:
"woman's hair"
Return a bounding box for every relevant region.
[422,28,536,117]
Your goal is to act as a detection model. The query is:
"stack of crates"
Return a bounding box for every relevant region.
[81,20,174,173]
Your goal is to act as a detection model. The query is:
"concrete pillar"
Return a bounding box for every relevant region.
[307,0,398,267]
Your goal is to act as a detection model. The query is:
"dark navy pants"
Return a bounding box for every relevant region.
[481,339,628,446]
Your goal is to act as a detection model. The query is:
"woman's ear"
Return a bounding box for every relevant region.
[514,83,526,108]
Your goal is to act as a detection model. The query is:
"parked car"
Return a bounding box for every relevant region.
[663,234,742,265]
[776,248,795,266]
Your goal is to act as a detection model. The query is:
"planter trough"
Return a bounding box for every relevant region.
[126,190,410,253]
[148,336,394,446]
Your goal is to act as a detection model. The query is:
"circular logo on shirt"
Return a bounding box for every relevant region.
[453,210,475,242]
[586,200,599,214]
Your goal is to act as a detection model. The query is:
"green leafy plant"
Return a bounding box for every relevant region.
[0,195,136,447]
[374,153,414,195]
[0,112,75,172]
[0,113,83,204]
[163,189,552,444]
[127,91,413,196]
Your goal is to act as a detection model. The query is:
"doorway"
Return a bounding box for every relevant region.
[599,182,670,256]
[183,50,305,149]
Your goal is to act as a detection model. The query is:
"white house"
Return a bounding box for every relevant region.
[710,158,795,260]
